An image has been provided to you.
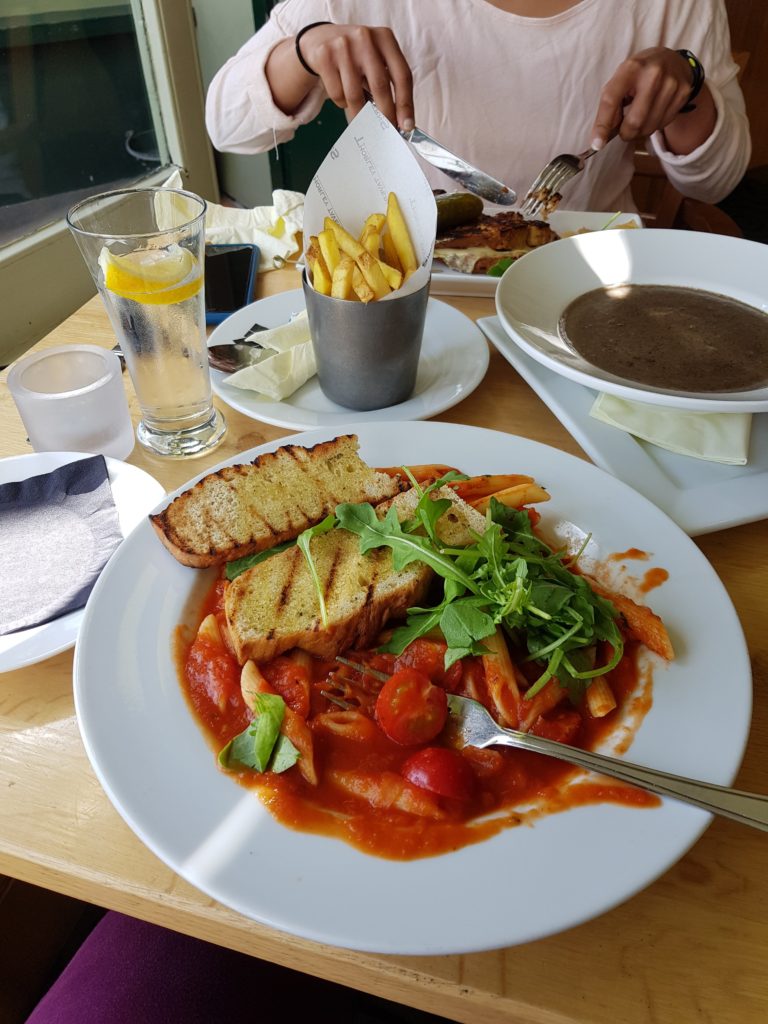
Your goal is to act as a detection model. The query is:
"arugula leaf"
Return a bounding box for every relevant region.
[218,692,299,773]
[296,514,336,628]
[341,481,624,699]
[225,541,295,581]
[336,502,479,592]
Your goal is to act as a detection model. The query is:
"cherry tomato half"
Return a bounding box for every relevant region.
[402,747,476,801]
[375,668,448,745]
[394,638,463,691]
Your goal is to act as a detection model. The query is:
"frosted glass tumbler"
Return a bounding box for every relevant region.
[7,345,135,460]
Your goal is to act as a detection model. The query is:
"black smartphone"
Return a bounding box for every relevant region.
[204,243,260,325]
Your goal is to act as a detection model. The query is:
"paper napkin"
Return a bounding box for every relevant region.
[590,393,752,465]
[164,170,303,271]
[0,456,123,635]
[225,311,316,400]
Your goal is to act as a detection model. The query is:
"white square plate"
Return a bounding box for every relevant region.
[430,210,642,297]
[479,315,768,536]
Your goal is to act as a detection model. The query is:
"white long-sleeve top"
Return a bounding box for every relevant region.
[205,0,751,212]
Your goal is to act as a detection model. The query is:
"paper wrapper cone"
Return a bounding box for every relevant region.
[303,103,436,298]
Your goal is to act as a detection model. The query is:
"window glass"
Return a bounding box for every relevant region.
[0,0,170,247]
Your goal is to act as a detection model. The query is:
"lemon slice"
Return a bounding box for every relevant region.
[100,246,202,305]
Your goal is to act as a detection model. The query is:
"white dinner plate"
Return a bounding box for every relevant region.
[208,291,489,428]
[0,452,165,673]
[430,210,642,297]
[495,229,768,413]
[73,422,751,955]
[479,316,768,537]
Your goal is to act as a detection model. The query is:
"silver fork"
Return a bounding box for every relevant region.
[447,695,768,832]
[519,129,619,220]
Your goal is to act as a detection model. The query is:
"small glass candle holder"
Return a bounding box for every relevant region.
[7,344,135,460]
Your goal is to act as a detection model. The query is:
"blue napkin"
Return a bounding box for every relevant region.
[0,455,123,635]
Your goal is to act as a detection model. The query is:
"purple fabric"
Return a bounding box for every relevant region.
[26,911,364,1023]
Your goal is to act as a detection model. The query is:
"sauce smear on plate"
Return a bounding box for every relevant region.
[559,284,768,392]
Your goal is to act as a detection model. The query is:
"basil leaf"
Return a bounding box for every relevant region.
[218,692,289,772]
[269,733,300,773]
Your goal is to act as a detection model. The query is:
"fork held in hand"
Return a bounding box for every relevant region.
[447,695,768,833]
[520,129,619,220]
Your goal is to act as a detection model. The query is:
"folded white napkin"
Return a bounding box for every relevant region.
[590,393,752,465]
[164,170,303,271]
[225,311,316,401]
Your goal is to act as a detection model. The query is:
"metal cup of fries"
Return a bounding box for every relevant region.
[303,193,429,410]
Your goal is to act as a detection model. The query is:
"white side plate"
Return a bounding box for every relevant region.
[208,291,489,429]
[0,452,165,673]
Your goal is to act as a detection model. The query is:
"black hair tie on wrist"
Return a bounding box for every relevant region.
[676,49,705,113]
[295,21,331,76]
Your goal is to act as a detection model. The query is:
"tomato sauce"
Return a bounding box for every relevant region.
[639,567,670,594]
[176,573,660,861]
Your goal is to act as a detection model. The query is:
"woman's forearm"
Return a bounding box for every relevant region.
[265,37,319,115]
[661,84,718,155]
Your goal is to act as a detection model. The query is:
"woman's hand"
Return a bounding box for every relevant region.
[266,23,414,132]
[590,47,716,155]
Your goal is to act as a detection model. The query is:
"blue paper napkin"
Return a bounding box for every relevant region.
[0,455,123,635]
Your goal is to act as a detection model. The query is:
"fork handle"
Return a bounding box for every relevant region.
[489,731,768,832]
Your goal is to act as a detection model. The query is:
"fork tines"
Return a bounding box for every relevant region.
[520,156,581,220]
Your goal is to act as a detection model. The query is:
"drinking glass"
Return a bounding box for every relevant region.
[67,188,225,457]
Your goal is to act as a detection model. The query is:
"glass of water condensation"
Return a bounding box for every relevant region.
[67,188,225,457]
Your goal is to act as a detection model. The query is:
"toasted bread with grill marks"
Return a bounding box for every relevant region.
[225,530,432,663]
[224,486,488,664]
[150,435,400,568]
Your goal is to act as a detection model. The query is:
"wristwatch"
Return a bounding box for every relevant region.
[676,49,705,113]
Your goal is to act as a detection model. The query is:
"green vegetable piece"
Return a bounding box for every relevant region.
[218,692,299,774]
[486,257,514,277]
[296,514,337,628]
[225,541,295,581]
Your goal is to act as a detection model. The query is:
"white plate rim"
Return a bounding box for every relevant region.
[207,291,489,429]
[72,422,752,954]
[0,452,165,673]
[495,229,768,413]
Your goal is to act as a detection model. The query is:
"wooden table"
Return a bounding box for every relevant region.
[2,270,767,1024]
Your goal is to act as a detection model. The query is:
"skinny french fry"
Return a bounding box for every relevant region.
[331,256,355,300]
[381,228,402,273]
[378,260,403,290]
[308,198,415,300]
[311,257,332,296]
[471,483,551,513]
[386,193,418,275]
[360,213,386,257]
[306,235,323,267]
[355,250,391,299]
[318,228,341,275]
[351,264,375,304]
[325,217,365,260]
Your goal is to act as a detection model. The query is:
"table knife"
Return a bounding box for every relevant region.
[401,126,517,206]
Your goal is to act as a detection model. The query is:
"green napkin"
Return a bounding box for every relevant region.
[589,394,752,465]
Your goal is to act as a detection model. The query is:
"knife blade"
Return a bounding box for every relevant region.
[402,126,517,206]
